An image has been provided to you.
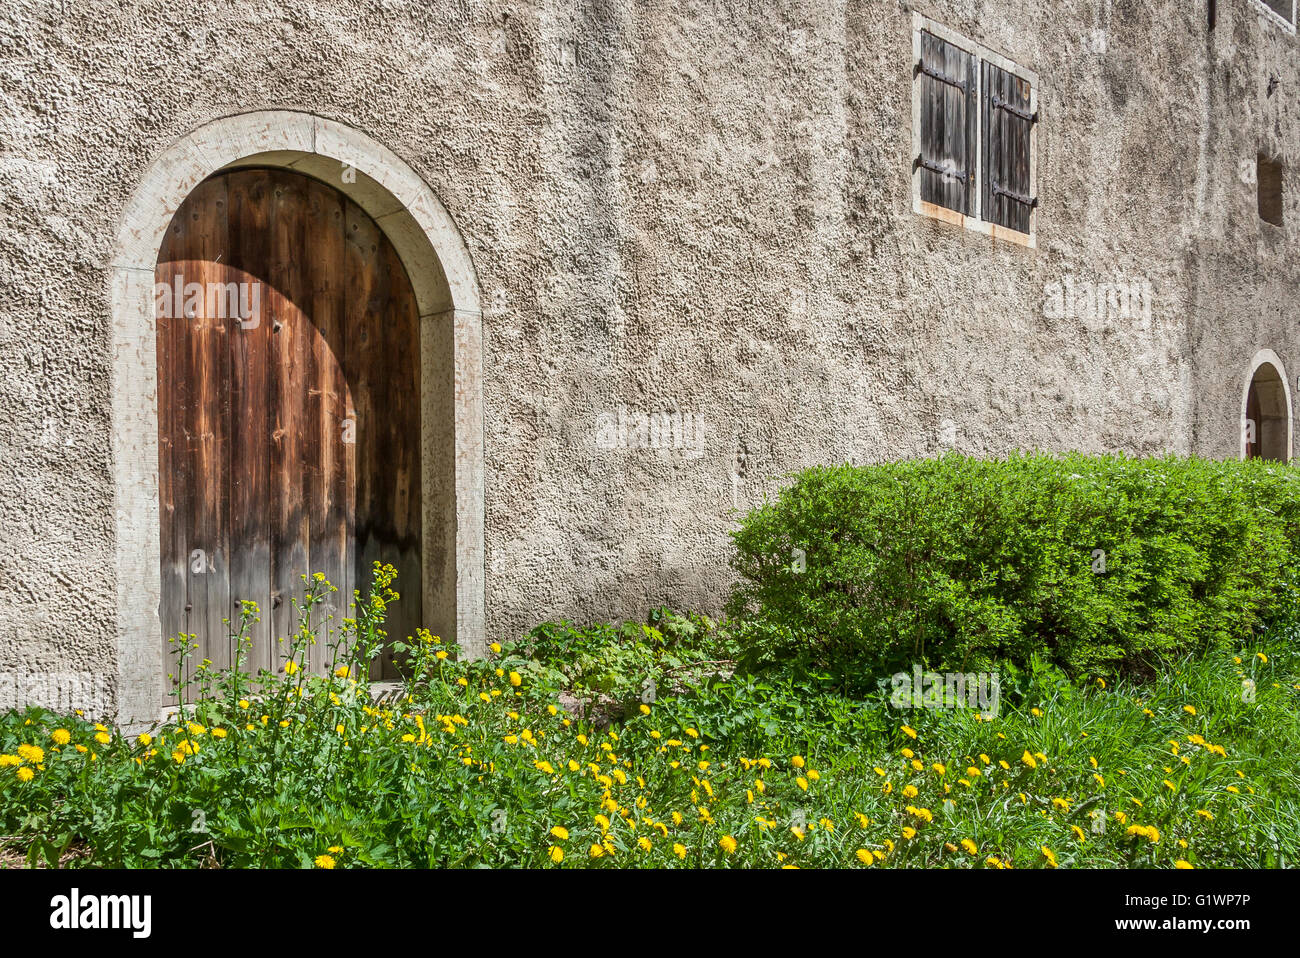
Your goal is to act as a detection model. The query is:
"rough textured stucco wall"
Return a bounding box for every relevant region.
[0,0,1297,717]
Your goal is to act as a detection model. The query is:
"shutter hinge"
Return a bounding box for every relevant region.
[991,180,1038,208]
[990,93,1038,123]
[915,61,969,94]
[915,155,971,183]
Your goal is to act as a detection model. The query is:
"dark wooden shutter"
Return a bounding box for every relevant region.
[982,60,1036,234]
[918,31,977,216]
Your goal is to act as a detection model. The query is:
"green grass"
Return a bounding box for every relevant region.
[0,571,1296,868]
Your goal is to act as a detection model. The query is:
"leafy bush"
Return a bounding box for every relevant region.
[727,453,1300,683]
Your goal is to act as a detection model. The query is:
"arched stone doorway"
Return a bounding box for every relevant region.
[109,112,484,722]
[1241,350,1292,462]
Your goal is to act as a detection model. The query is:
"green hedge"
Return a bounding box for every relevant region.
[726,453,1300,681]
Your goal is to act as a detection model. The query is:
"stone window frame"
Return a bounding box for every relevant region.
[910,13,1039,249]
[1252,0,1297,33]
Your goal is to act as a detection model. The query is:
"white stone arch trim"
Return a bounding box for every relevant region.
[108,110,485,723]
[1239,347,1293,462]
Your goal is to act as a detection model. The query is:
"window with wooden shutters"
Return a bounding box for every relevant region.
[982,60,1036,235]
[911,15,1039,246]
[917,31,977,216]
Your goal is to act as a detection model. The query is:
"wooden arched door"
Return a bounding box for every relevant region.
[155,168,421,680]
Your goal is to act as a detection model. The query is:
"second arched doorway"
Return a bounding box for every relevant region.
[1242,351,1292,463]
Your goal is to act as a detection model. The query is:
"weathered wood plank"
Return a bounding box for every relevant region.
[156,216,191,696]
[343,199,386,678]
[379,235,422,676]
[205,243,236,677]
[226,169,274,677]
[167,177,230,697]
[304,176,349,674]
[268,171,312,666]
